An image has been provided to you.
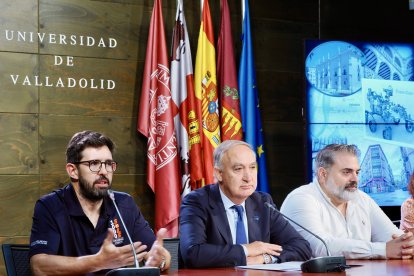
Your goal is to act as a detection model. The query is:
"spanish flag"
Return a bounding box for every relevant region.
[194,0,220,185]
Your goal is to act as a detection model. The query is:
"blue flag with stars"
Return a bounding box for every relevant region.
[238,0,269,192]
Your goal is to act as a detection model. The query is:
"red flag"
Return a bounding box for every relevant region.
[170,0,204,194]
[217,0,243,141]
[137,0,180,237]
[194,0,220,185]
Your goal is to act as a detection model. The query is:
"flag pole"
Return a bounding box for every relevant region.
[241,0,245,22]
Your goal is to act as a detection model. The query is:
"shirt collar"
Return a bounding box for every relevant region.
[63,184,114,218]
[313,177,357,209]
[218,185,246,210]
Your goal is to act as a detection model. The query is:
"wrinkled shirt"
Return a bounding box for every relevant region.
[280,179,403,259]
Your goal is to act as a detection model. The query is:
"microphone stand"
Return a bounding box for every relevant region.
[106,190,160,276]
[265,202,348,273]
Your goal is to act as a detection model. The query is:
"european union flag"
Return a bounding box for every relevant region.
[238,0,269,193]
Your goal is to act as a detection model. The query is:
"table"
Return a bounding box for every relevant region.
[168,259,414,275]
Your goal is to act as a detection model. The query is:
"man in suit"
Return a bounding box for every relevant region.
[179,140,311,268]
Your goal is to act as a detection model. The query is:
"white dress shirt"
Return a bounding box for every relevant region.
[280,179,403,259]
[219,187,249,244]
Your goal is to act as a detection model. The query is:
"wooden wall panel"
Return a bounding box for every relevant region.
[0,1,38,53]
[0,114,38,174]
[38,55,138,116]
[38,115,146,175]
[0,52,39,113]
[39,174,68,197]
[0,176,39,236]
[39,0,140,59]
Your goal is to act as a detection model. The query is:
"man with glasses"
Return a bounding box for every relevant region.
[29,130,171,275]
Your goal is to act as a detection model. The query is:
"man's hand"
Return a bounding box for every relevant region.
[246,254,265,265]
[145,228,172,271]
[387,231,414,259]
[30,229,149,275]
[243,241,282,257]
[95,229,148,270]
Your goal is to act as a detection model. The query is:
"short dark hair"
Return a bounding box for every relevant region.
[314,144,360,173]
[66,130,115,163]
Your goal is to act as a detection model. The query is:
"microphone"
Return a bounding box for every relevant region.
[265,202,347,273]
[105,189,160,276]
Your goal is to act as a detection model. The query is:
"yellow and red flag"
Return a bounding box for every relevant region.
[137,0,180,237]
[217,0,243,141]
[170,0,204,193]
[194,0,220,185]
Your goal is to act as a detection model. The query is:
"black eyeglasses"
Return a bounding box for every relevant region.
[74,160,117,173]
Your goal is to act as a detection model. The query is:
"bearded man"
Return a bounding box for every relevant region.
[29,130,171,275]
[281,144,414,259]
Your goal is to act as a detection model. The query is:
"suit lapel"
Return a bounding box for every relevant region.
[246,196,262,243]
[209,184,233,244]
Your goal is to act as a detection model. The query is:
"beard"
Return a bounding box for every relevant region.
[78,174,111,202]
[326,180,358,202]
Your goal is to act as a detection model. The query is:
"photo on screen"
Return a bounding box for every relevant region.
[305,40,414,206]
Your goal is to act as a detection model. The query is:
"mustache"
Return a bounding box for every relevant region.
[94,176,109,184]
[345,181,358,189]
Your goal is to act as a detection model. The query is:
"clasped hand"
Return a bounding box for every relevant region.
[243,241,282,265]
[387,230,414,259]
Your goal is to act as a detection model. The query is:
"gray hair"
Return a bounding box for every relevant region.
[213,140,256,169]
[314,144,360,173]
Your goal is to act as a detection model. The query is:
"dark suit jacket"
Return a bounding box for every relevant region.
[179,184,311,268]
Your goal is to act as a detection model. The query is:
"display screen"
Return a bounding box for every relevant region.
[305,40,414,206]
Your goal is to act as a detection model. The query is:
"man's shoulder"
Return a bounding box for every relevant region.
[181,184,219,210]
[38,185,68,205]
[286,183,316,198]
[185,184,217,198]
[281,183,319,211]
[249,191,272,201]
[35,185,72,217]
[112,190,135,207]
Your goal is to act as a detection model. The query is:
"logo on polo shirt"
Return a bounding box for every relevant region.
[31,240,48,247]
[110,218,124,245]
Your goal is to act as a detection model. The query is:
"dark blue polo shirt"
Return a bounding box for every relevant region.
[29,184,156,258]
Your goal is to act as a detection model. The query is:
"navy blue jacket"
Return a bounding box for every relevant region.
[179,184,311,268]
